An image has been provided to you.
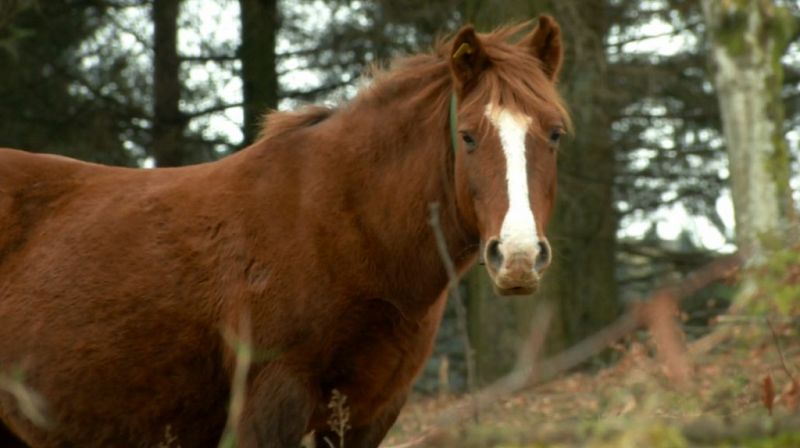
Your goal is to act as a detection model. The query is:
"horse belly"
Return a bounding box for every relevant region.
[0,210,230,446]
[0,281,229,446]
[0,296,229,446]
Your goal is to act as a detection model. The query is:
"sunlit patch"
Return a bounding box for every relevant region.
[485,104,539,254]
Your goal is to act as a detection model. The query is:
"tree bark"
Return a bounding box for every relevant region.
[536,1,620,352]
[700,0,795,310]
[152,0,186,167]
[701,0,794,255]
[239,0,279,146]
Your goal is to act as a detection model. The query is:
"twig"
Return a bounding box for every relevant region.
[218,311,253,448]
[0,370,49,429]
[766,317,797,384]
[513,301,554,377]
[641,292,692,384]
[385,253,743,448]
[427,202,477,418]
[533,312,640,385]
[452,302,554,417]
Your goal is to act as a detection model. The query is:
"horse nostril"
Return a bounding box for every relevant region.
[535,239,552,272]
[485,238,504,272]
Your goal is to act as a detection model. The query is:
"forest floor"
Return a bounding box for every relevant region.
[382,322,800,447]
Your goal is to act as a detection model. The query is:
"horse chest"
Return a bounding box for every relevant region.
[311,297,445,427]
[316,338,420,427]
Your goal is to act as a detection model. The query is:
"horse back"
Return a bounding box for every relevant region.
[0,148,112,263]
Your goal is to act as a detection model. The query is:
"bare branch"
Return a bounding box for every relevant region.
[386,253,743,448]
[180,54,238,63]
[427,203,477,415]
[218,311,252,448]
[183,102,244,119]
[767,317,797,384]
[0,369,50,429]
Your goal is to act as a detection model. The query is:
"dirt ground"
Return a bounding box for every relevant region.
[382,322,800,447]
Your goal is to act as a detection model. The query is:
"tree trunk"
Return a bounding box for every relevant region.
[152,0,186,167]
[239,0,279,146]
[536,2,620,352]
[700,0,795,308]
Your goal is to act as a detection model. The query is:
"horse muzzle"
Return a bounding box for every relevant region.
[483,236,552,296]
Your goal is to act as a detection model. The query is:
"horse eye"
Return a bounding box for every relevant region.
[549,128,563,146]
[461,132,477,152]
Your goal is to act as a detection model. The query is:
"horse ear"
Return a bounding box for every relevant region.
[449,26,490,95]
[527,15,563,81]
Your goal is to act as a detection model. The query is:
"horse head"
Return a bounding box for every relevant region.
[448,16,568,295]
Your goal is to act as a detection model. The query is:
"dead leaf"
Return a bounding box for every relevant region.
[762,374,775,415]
[783,379,799,412]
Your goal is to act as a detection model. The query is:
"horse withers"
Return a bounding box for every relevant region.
[0,16,569,447]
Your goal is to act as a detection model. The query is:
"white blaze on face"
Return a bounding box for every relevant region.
[485,104,539,254]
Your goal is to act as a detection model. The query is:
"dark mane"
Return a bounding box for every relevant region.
[257,105,334,142]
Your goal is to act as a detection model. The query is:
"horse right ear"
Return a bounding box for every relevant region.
[449,26,490,95]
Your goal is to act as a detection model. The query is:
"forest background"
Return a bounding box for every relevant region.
[1,0,799,445]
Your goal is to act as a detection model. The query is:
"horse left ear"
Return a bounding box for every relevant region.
[450,25,490,95]
[527,15,563,81]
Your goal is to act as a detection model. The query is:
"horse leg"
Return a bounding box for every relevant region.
[314,392,407,448]
[236,366,315,448]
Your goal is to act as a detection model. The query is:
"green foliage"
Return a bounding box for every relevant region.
[0,23,35,59]
[596,423,688,448]
[716,6,750,57]
[748,242,800,315]
[742,432,800,448]
[0,2,142,164]
[764,5,797,218]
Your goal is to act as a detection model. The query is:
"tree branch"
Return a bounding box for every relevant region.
[387,253,743,448]
[182,102,243,119]
[428,203,477,415]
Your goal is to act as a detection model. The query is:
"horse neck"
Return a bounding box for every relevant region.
[322,90,477,313]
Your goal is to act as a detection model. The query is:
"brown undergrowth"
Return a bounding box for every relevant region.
[383,320,800,447]
[381,250,800,447]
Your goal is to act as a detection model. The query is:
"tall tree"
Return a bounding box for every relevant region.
[701,0,795,255]
[0,2,140,165]
[152,0,186,166]
[0,0,31,34]
[239,0,279,145]
[539,1,620,351]
[701,0,796,309]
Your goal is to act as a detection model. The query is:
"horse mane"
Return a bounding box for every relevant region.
[257,105,334,142]
[256,21,570,143]
[354,21,571,130]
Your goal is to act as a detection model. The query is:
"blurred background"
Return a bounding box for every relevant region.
[0,0,798,397]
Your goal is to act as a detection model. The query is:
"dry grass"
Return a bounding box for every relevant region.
[384,321,800,447]
[0,367,49,430]
[322,389,352,448]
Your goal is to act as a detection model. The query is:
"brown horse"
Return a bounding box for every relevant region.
[0,16,568,447]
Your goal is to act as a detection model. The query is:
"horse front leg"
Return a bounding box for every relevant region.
[313,392,407,448]
[235,365,315,448]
